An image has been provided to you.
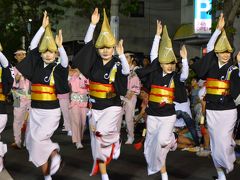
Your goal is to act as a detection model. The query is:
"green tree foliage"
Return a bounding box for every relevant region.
[0,0,67,63]
[68,0,139,17]
[210,0,240,44]
[0,0,139,63]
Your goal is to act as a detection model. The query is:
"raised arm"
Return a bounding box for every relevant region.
[84,8,99,44]
[55,30,68,68]
[179,45,189,82]
[116,40,130,75]
[207,13,224,53]
[150,20,162,62]
[30,11,49,50]
[0,52,9,68]
[236,52,240,77]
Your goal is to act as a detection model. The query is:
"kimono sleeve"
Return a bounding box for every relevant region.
[190,51,216,79]
[16,48,41,81]
[135,58,159,79]
[2,65,13,95]
[71,40,97,79]
[230,69,240,99]
[114,64,128,96]
[54,64,70,94]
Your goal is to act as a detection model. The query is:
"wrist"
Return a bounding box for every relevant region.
[91,22,97,26]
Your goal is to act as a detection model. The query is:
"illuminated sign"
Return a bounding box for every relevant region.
[194,0,212,34]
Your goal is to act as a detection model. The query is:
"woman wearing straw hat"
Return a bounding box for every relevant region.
[16,11,69,180]
[191,13,240,180]
[136,20,189,180]
[72,8,130,180]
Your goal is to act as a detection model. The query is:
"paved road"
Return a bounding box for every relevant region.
[1,108,240,180]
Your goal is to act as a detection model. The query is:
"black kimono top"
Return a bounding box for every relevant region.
[72,40,128,110]
[16,48,69,109]
[0,65,13,114]
[136,58,186,117]
[191,51,240,110]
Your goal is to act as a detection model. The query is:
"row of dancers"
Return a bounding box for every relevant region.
[0,8,239,180]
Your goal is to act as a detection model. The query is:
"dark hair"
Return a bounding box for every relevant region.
[125,51,135,58]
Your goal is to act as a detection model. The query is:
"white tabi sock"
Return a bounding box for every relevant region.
[216,168,226,180]
[44,175,52,180]
[50,154,61,175]
[101,173,109,180]
[161,172,168,180]
[0,157,3,172]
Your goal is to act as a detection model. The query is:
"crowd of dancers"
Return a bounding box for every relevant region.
[0,8,239,180]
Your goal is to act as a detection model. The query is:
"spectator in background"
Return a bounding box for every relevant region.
[11,49,31,149]
[142,56,150,68]
[123,51,141,144]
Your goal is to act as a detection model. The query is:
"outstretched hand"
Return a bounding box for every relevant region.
[180,45,187,59]
[91,8,100,25]
[217,13,224,30]
[156,20,162,36]
[237,51,240,63]
[42,10,49,28]
[116,39,124,56]
[55,29,63,48]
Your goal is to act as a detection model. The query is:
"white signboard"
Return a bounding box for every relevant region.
[194,0,212,34]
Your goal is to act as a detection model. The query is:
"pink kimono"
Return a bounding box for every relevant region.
[12,67,31,145]
[123,72,141,140]
[69,72,89,144]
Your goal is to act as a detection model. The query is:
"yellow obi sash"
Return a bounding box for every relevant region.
[89,81,116,99]
[0,83,6,101]
[0,68,5,101]
[206,78,229,96]
[149,85,174,104]
[31,84,57,101]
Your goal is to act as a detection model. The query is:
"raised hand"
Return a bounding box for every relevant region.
[217,13,224,30]
[91,8,100,25]
[180,45,187,59]
[55,29,63,48]
[42,10,49,28]
[156,20,162,36]
[116,39,124,56]
[237,51,240,63]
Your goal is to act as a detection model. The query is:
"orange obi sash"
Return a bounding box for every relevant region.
[149,85,174,104]
[89,81,116,99]
[206,78,229,96]
[31,84,57,101]
[0,83,6,101]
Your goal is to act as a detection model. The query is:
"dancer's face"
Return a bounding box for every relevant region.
[98,47,114,62]
[160,63,175,74]
[217,52,231,65]
[41,51,56,64]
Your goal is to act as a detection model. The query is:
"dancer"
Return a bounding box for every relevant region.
[123,52,141,144]
[191,13,240,180]
[72,8,129,180]
[136,20,188,179]
[69,67,89,149]
[11,49,31,149]
[16,11,68,180]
